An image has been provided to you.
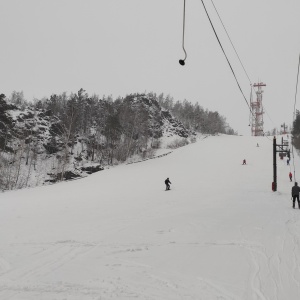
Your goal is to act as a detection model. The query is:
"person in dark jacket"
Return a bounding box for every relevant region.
[165,178,171,190]
[291,182,300,209]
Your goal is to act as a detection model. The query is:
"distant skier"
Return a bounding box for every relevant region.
[242,159,246,165]
[289,172,293,182]
[257,143,259,147]
[287,159,290,165]
[291,182,300,209]
[165,178,171,190]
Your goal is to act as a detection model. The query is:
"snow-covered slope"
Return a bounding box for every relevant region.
[0,134,299,299]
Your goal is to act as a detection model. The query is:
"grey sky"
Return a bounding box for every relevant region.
[1,0,300,135]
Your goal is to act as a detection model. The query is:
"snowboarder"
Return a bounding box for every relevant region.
[242,159,246,165]
[165,178,171,190]
[291,182,300,209]
[289,172,293,182]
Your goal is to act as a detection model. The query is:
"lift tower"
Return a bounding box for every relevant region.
[251,82,266,136]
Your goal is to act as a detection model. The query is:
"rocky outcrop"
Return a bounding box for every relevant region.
[123,95,190,138]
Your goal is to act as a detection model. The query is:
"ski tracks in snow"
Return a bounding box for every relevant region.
[236,211,300,300]
[0,241,100,299]
[202,214,300,300]
[0,256,11,273]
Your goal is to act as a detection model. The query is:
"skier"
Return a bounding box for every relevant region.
[289,172,293,182]
[242,159,246,165]
[291,182,300,209]
[287,159,290,165]
[165,178,171,190]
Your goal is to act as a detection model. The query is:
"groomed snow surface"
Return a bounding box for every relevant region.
[1,134,300,300]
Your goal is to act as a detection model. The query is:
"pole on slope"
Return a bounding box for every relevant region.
[272,136,277,191]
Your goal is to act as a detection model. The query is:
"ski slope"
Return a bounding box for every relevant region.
[0,134,300,300]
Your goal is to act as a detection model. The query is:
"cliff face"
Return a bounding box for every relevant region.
[122,95,190,139]
[4,94,190,157]
[5,105,60,153]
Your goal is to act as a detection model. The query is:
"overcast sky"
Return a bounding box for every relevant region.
[1,0,300,135]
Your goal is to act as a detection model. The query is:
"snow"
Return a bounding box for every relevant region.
[1,134,300,299]
[7,109,22,121]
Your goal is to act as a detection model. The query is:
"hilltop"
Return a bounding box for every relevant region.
[0,91,234,190]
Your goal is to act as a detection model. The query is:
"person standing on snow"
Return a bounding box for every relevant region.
[291,182,300,209]
[242,159,246,165]
[289,172,293,182]
[165,178,171,190]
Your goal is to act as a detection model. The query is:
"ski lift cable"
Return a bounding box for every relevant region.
[210,0,270,109]
[291,53,300,182]
[263,106,276,128]
[210,0,252,84]
[209,0,274,140]
[199,0,253,115]
[293,53,300,120]
[261,106,275,142]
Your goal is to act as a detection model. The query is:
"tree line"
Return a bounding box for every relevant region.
[0,90,236,190]
[149,92,236,135]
